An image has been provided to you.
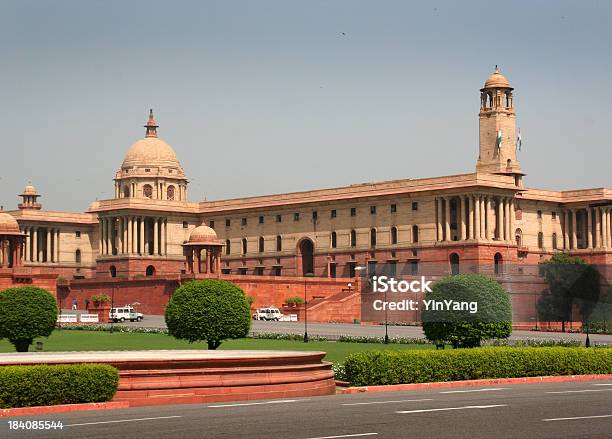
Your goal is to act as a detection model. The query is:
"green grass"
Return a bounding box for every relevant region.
[0,330,434,364]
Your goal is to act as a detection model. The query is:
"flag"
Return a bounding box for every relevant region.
[516,129,522,151]
[496,130,503,152]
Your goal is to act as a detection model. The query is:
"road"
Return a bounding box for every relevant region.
[3,380,612,438]
[62,310,612,345]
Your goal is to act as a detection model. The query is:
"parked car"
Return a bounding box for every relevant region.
[109,305,143,322]
[252,307,284,321]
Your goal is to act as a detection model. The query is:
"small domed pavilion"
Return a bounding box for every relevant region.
[183,224,223,276]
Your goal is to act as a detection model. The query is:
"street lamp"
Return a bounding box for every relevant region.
[303,272,314,343]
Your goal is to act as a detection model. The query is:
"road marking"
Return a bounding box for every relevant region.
[305,434,378,439]
[342,398,433,406]
[593,383,612,386]
[543,414,612,422]
[396,404,507,414]
[208,399,305,408]
[66,416,182,427]
[546,389,612,394]
[439,387,508,394]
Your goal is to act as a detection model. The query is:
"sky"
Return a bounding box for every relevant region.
[1,0,611,212]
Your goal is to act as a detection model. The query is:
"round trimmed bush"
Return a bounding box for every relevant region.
[165,279,251,349]
[0,286,58,352]
[422,274,512,348]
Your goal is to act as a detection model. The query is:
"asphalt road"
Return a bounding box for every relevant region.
[3,380,612,438]
[62,310,612,345]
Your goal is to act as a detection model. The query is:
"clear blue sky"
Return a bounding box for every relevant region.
[1,0,610,211]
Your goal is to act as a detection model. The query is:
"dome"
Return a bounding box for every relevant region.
[484,68,511,89]
[121,137,182,169]
[0,212,21,235]
[188,225,220,244]
[21,183,38,196]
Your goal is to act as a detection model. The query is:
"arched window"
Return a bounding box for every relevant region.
[515,228,523,247]
[75,249,81,264]
[391,226,398,245]
[449,253,460,275]
[331,231,337,249]
[110,265,117,278]
[242,238,247,255]
[276,235,282,252]
[143,184,153,199]
[412,225,419,243]
[494,253,503,274]
[258,237,265,253]
[538,232,544,249]
[552,233,558,250]
[507,159,512,168]
[146,265,155,276]
[350,230,357,247]
[225,239,231,255]
[370,228,377,247]
[122,186,130,198]
[167,185,175,201]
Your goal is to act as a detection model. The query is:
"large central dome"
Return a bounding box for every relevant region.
[122,137,181,169]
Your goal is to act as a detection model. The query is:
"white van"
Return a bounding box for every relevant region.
[109,306,143,322]
[252,307,283,321]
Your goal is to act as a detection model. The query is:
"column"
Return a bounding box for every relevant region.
[571,209,577,250]
[485,197,492,240]
[468,196,474,239]
[474,195,481,240]
[587,208,593,249]
[126,217,132,255]
[497,198,503,240]
[604,209,610,248]
[563,210,570,249]
[509,198,515,243]
[459,197,465,240]
[206,249,211,274]
[161,219,166,256]
[24,228,30,261]
[44,229,50,263]
[444,197,451,241]
[139,217,145,255]
[153,218,159,255]
[504,198,511,242]
[436,198,443,241]
[55,229,60,262]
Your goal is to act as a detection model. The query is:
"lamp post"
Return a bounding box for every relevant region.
[303,272,314,343]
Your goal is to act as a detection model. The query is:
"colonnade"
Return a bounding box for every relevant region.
[185,245,222,275]
[21,226,60,263]
[562,206,612,250]
[99,216,167,256]
[435,194,514,242]
[0,236,24,268]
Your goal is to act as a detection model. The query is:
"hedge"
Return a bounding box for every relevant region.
[343,347,612,386]
[0,364,119,408]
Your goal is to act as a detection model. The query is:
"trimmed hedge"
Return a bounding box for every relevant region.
[343,347,612,386]
[0,364,119,408]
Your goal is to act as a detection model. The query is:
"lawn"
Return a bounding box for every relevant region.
[0,330,434,364]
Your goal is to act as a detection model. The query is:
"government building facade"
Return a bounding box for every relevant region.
[1,69,610,323]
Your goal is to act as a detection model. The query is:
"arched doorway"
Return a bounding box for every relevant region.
[298,238,314,276]
[449,253,460,275]
[494,253,503,274]
[146,265,156,276]
[110,265,117,278]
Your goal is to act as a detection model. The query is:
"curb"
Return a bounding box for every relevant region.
[338,374,612,394]
[0,402,130,417]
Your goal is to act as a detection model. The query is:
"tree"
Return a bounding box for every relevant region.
[537,252,601,332]
[0,286,58,352]
[422,274,512,348]
[165,279,251,349]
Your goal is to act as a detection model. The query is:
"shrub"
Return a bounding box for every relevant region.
[422,274,512,347]
[91,294,111,306]
[0,364,119,408]
[344,347,612,386]
[0,286,58,352]
[285,296,305,305]
[165,279,251,349]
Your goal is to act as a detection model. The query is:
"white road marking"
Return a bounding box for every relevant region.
[66,416,182,427]
[439,387,508,394]
[546,389,612,394]
[305,434,378,439]
[543,414,612,422]
[592,383,612,386]
[397,404,507,414]
[342,398,433,406]
[208,399,305,408]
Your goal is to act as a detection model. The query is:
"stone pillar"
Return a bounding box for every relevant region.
[468,196,474,239]
[509,198,515,243]
[55,229,60,262]
[571,209,577,250]
[496,198,503,240]
[444,197,451,241]
[587,208,593,249]
[206,249,211,274]
[604,209,610,249]
[45,229,51,263]
[161,219,166,256]
[459,197,466,240]
[436,198,443,242]
[484,197,492,240]
[474,195,480,240]
[563,210,570,249]
[1,240,6,268]
[24,228,30,261]
[153,218,159,255]
[139,218,145,255]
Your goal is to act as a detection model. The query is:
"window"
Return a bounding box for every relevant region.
[312,211,318,221]
[274,266,282,276]
[537,210,542,219]
[258,237,265,253]
[294,213,300,221]
[494,253,503,274]
[450,253,460,275]
[75,249,81,264]
[167,185,175,201]
[276,214,282,223]
[410,261,419,275]
[242,238,248,255]
[367,260,377,280]
[370,228,377,246]
[330,209,337,218]
[390,204,397,213]
[552,211,557,220]
[349,262,356,278]
[350,207,357,217]
[412,202,418,211]
[255,267,264,276]
[331,231,337,248]
[370,206,376,215]
[146,265,155,276]
[183,221,188,229]
[412,225,419,243]
[259,216,264,224]
[123,186,130,198]
[75,231,81,238]
[350,230,357,247]
[143,184,153,199]
[538,232,544,249]
[209,220,215,229]
[241,218,247,226]
[329,264,336,278]
[391,226,398,245]
[276,235,282,251]
[110,266,117,278]
[388,261,397,277]
[552,233,558,249]
[225,240,231,255]
[145,168,150,173]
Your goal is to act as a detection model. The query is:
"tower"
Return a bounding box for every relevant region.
[476,67,522,177]
[18,183,42,210]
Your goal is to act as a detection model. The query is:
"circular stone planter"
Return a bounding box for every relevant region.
[0,350,336,407]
